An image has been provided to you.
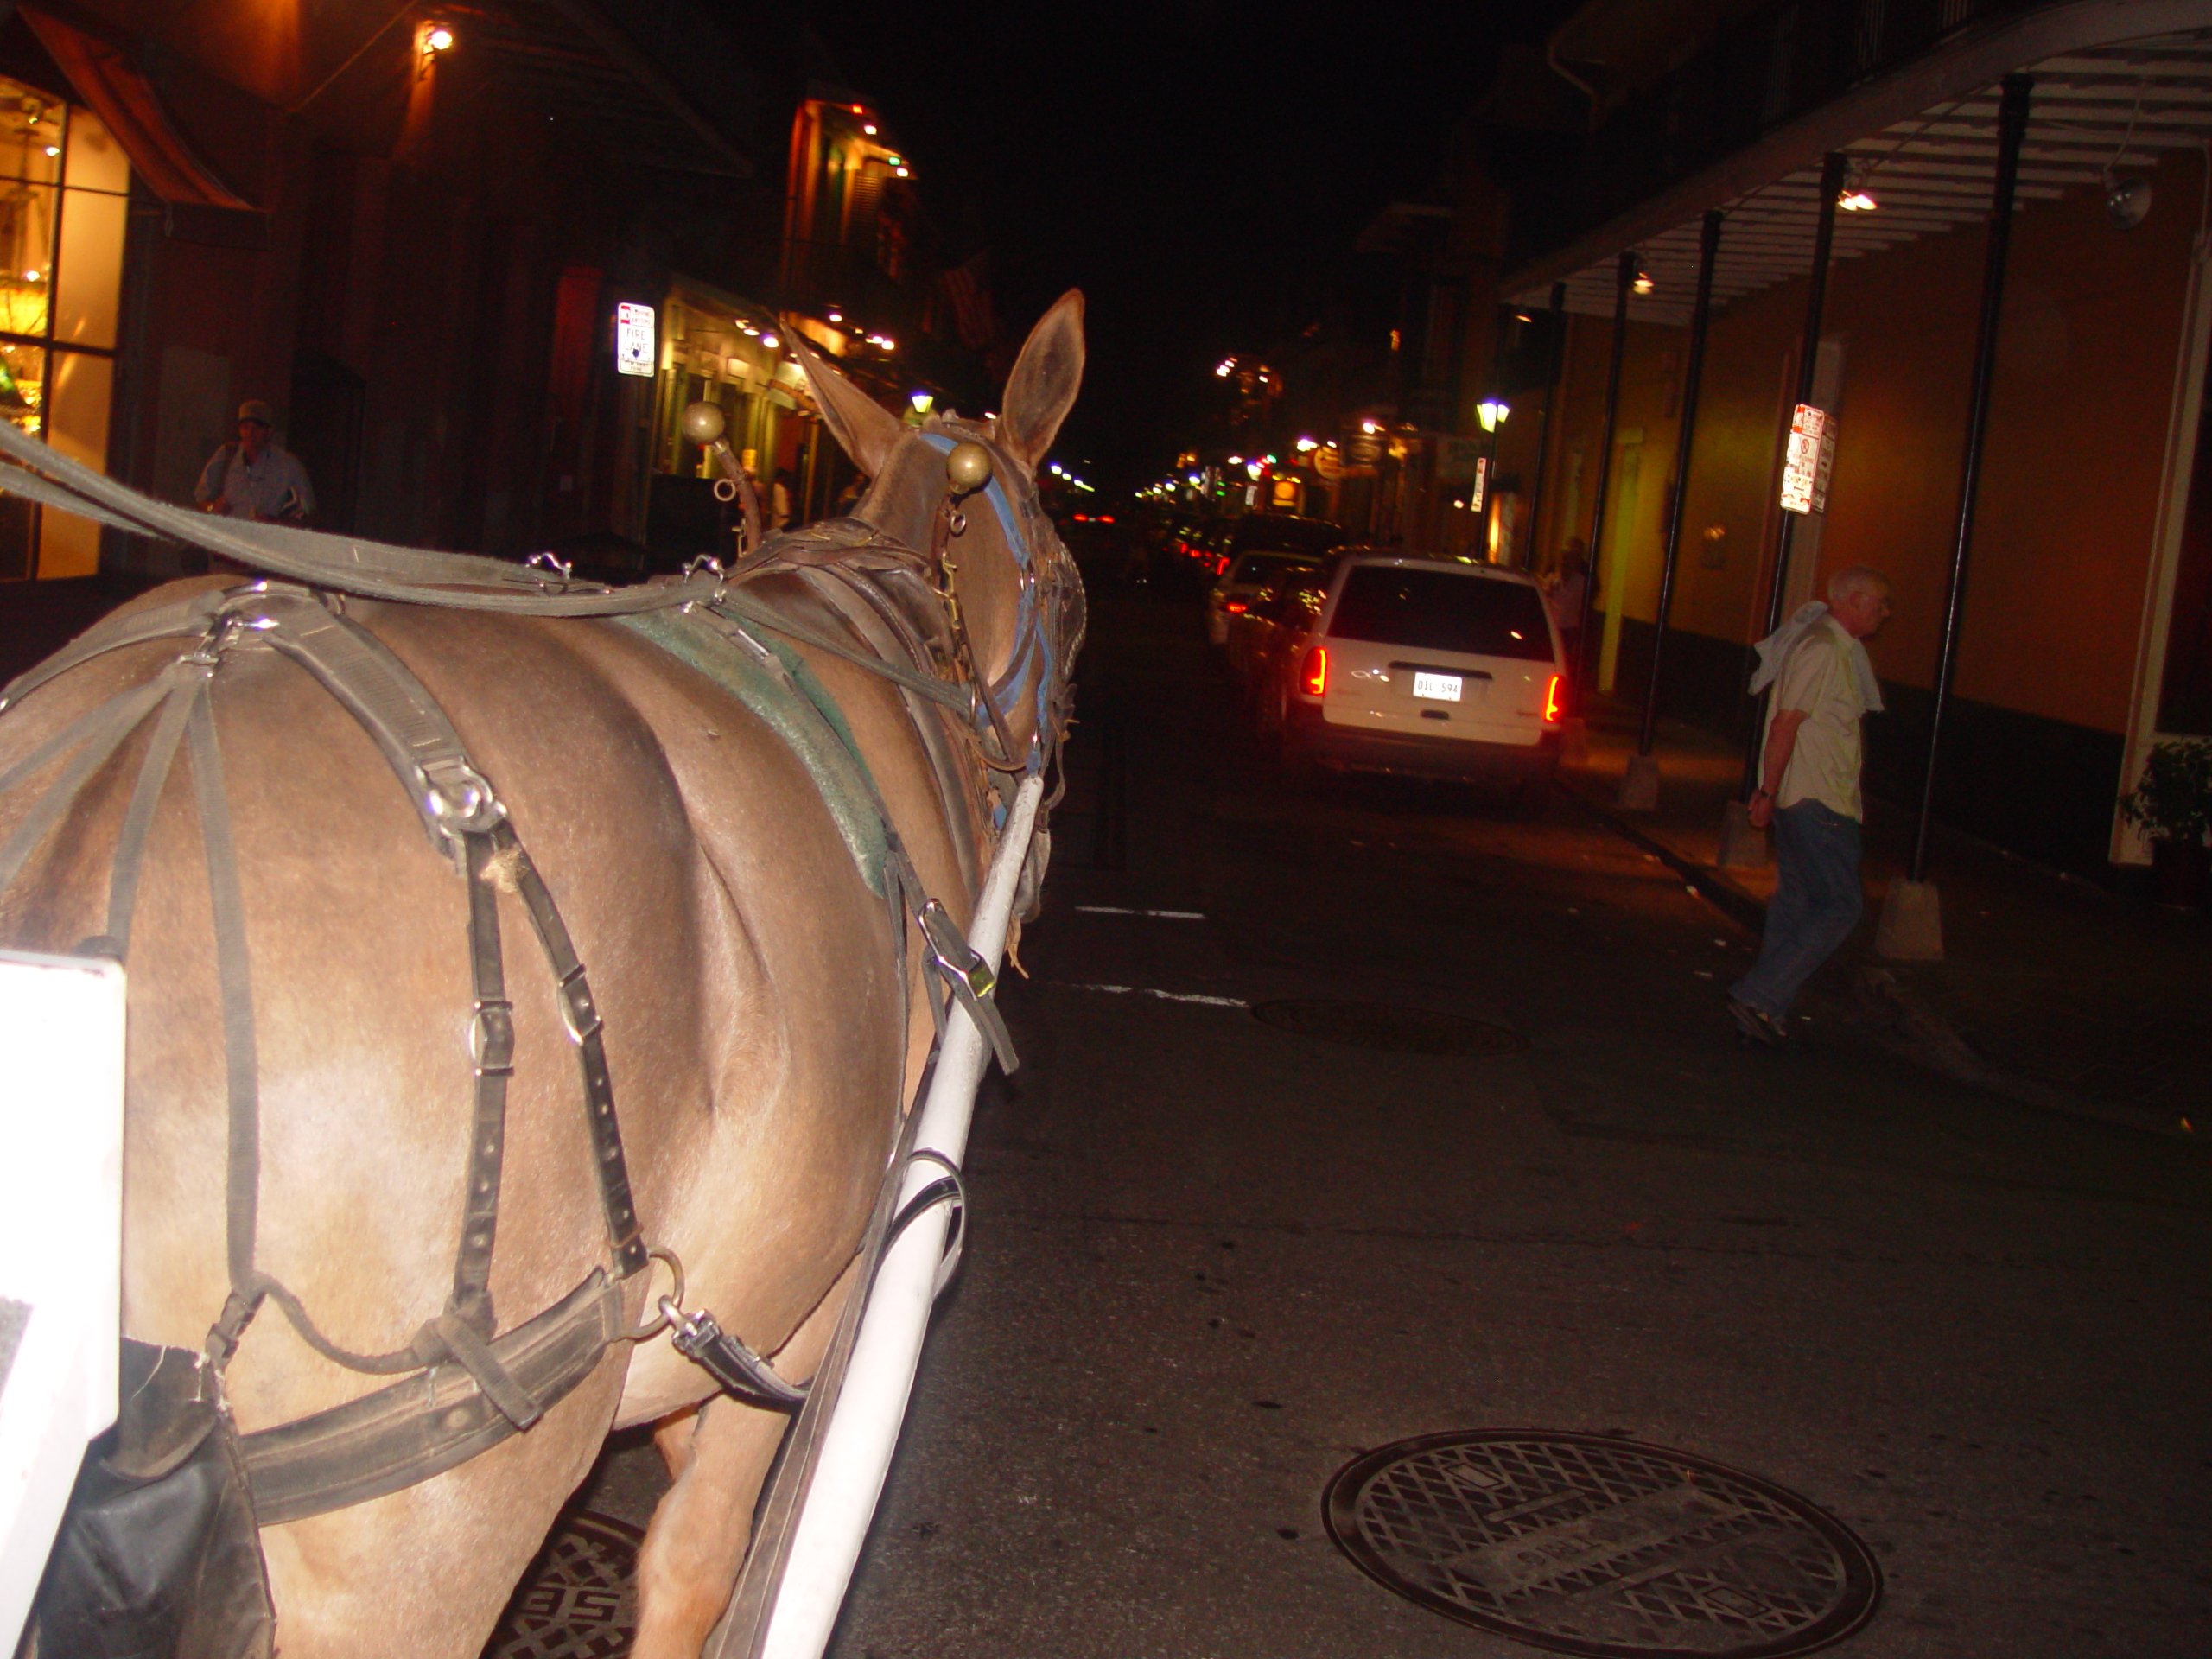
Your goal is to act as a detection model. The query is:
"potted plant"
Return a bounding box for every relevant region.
[2119,737,2212,910]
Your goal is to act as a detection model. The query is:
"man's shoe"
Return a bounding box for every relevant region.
[1727,996,1789,1046]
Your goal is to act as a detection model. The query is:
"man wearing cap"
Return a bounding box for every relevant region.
[194,400,315,524]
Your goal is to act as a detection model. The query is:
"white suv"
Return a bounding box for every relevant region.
[1255,552,1565,798]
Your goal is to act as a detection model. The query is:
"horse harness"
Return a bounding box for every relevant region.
[0,456,1058,1545]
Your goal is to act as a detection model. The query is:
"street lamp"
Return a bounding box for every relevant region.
[1477,399,1510,434]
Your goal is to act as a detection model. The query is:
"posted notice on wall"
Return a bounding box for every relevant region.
[615,302,657,378]
[1779,404,1836,515]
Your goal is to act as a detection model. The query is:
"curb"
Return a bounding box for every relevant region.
[1560,777,2196,1142]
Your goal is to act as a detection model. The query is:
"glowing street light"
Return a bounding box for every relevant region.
[1477,399,1510,433]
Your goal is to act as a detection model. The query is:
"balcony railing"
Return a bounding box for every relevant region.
[1574,0,2038,231]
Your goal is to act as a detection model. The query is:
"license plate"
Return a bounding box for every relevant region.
[1412,671,1463,702]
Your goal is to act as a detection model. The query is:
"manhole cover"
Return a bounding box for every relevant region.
[483,1510,641,1658]
[1252,998,1525,1056]
[1324,1431,1879,1658]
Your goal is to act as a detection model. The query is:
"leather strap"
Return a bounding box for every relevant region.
[238,1270,620,1527]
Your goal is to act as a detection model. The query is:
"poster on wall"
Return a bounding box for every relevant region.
[1779,404,1837,514]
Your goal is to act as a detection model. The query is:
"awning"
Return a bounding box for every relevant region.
[1505,17,2212,325]
[21,4,258,211]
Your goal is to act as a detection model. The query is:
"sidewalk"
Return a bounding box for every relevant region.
[1560,694,2209,1141]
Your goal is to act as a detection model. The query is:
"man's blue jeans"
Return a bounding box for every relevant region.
[1732,799,1863,1020]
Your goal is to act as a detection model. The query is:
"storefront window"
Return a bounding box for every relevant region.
[0,78,129,578]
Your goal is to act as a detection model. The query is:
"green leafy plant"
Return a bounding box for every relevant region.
[2119,737,2212,846]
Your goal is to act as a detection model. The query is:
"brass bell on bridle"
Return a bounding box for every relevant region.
[944,442,992,496]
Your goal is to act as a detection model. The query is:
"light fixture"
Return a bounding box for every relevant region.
[425,23,454,51]
[41,145,56,158]
[893,167,910,178]
[1295,436,1317,452]
[1838,187,1878,212]
[1360,420,1380,435]
[885,155,904,167]
[1214,358,1235,378]
[1630,266,1656,296]
[419,20,454,75]
[759,333,779,349]
[827,308,842,322]
[862,124,878,136]
[910,390,933,412]
[1477,398,1510,433]
[2106,173,2152,230]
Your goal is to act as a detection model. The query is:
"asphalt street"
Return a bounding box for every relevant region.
[819,588,2212,1659]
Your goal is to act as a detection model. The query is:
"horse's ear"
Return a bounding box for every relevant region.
[791,334,906,479]
[995,290,1085,475]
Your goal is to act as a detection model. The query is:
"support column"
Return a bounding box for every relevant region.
[1722,151,1849,866]
[1879,73,2034,961]
[1573,251,1635,726]
[1623,209,1724,811]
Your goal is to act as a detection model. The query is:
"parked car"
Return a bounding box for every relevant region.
[1227,560,1333,693]
[1251,551,1565,801]
[1205,549,1326,647]
[1201,513,1344,579]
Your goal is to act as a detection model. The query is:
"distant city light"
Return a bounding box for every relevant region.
[425,23,454,51]
[1295,436,1318,452]
[760,334,779,349]
[862,124,879,136]
[1360,420,1380,435]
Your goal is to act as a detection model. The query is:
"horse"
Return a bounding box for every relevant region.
[0,292,1088,1657]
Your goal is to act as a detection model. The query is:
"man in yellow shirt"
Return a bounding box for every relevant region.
[1727,566,1893,1045]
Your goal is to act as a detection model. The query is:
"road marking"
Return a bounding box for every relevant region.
[1054,982,1248,1008]
[1073,906,1207,919]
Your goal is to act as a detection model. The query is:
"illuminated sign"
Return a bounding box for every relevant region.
[1471,454,1489,514]
[1779,404,1836,514]
[615,302,656,378]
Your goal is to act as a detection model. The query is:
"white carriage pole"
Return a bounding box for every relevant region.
[0,950,125,1653]
[759,772,1045,1659]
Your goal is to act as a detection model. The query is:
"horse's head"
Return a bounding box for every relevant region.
[795,292,1088,772]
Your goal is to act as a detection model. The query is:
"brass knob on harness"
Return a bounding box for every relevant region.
[944,442,992,495]
[681,402,727,444]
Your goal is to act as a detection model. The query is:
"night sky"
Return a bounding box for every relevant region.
[808,0,1572,491]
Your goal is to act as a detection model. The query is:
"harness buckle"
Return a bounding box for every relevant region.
[422,757,503,836]
[916,899,1018,1072]
[524,550,573,591]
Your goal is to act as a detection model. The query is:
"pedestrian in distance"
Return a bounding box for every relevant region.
[1727,564,1894,1046]
[1542,539,1589,709]
[194,399,315,525]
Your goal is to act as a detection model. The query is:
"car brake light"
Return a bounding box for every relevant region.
[1224,600,1247,613]
[1216,556,1230,576]
[1300,645,1328,696]
[1543,675,1563,722]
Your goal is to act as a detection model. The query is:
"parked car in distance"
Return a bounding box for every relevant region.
[1252,551,1565,801]
[1200,513,1345,579]
[1206,550,1326,646]
[1228,561,1333,693]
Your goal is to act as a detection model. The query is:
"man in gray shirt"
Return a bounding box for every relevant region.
[194,400,315,524]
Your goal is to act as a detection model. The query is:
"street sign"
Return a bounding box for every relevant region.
[1779,404,1836,514]
[1312,445,1344,481]
[615,302,657,378]
[1470,454,1488,514]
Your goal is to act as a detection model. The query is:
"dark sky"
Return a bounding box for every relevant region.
[806,1,1570,490]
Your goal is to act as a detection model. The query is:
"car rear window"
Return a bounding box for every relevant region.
[1328,567,1554,661]
[1230,552,1316,585]
[1232,518,1342,556]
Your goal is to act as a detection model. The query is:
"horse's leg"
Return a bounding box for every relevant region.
[632,1255,862,1658]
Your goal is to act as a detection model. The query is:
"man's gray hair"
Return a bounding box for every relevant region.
[1828,564,1890,605]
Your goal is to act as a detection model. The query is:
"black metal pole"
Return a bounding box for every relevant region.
[1576,251,1636,698]
[1910,73,2032,881]
[1522,282,1568,570]
[1739,150,1850,793]
[1638,209,1723,758]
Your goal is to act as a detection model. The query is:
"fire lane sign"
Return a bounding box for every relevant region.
[615,302,656,378]
[1779,403,1836,515]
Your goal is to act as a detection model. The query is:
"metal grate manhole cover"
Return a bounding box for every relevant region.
[482,1510,642,1658]
[1252,998,1526,1056]
[1324,1430,1879,1658]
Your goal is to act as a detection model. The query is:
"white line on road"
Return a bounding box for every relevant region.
[1072,906,1207,919]
[1053,982,1249,1008]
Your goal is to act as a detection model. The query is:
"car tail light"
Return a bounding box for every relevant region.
[1224,600,1247,613]
[1300,645,1328,696]
[1216,556,1230,576]
[1543,675,1563,722]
